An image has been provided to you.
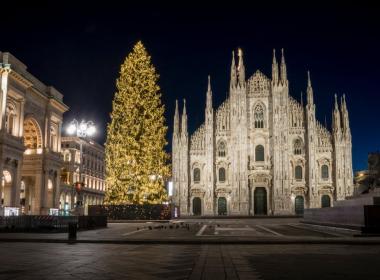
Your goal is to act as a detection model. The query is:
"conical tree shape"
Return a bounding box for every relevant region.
[105,41,170,204]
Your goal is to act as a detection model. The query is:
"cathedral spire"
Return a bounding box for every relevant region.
[272,49,279,85]
[341,94,350,135]
[230,50,237,88]
[237,48,245,87]
[306,71,314,105]
[300,91,304,107]
[206,75,213,110]
[181,99,188,135]
[174,99,180,135]
[280,48,287,84]
[333,94,341,133]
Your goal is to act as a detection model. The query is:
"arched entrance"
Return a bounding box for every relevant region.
[321,195,331,208]
[21,177,36,214]
[192,197,202,216]
[295,196,304,215]
[254,187,267,215]
[217,197,227,216]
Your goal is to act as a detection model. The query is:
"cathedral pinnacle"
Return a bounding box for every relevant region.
[206,75,213,109]
[237,48,245,86]
[174,99,179,135]
[280,48,287,84]
[183,98,187,115]
[230,50,237,88]
[272,49,279,84]
[306,70,314,105]
[181,99,188,135]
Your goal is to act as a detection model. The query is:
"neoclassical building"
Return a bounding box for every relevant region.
[172,49,353,216]
[60,136,106,215]
[0,52,68,215]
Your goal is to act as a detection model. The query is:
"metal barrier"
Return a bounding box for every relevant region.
[89,204,172,220]
[0,215,107,232]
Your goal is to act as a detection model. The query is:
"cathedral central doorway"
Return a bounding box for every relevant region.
[254,187,267,215]
[217,197,227,215]
[295,196,304,215]
[192,197,202,216]
[321,195,331,208]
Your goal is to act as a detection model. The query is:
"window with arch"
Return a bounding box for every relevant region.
[321,165,329,180]
[219,167,226,182]
[218,141,227,157]
[255,145,264,162]
[294,139,303,155]
[295,165,303,180]
[193,168,201,183]
[254,104,265,128]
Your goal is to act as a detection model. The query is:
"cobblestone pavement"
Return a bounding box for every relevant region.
[0,243,379,279]
[0,218,367,242]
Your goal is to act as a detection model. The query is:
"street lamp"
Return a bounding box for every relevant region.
[65,119,96,215]
[66,119,96,138]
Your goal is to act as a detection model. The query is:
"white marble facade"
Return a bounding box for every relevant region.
[172,49,353,216]
[0,52,68,215]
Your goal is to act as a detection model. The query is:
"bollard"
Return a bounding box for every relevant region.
[68,222,78,240]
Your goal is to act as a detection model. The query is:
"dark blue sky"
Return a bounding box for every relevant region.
[1,1,379,171]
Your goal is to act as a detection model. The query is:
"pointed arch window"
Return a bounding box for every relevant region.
[255,145,264,162]
[193,168,201,183]
[295,165,303,180]
[294,139,303,155]
[219,167,226,182]
[321,165,329,180]
[218,141,227,157]
[254,104,265,128]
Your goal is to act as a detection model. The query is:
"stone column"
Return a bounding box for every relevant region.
[10,160,22,208]
[0,64,11,130]
[43,171,50,214]
[44,109,51,150]
[57,122,62,153]
[54,170,61,209]
[18,99,25,137]
[33,174,42,214]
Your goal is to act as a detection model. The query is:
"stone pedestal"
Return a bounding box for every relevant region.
[303,191,380,230]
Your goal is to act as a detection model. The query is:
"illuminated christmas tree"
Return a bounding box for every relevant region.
[105,41,170,204]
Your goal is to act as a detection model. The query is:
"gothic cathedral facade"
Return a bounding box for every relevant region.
[172,49,353,216]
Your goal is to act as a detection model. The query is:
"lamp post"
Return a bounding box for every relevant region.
[66,119,96,138]
[66,119,96,215]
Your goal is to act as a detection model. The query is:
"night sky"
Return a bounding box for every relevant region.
[1,1,379,171]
